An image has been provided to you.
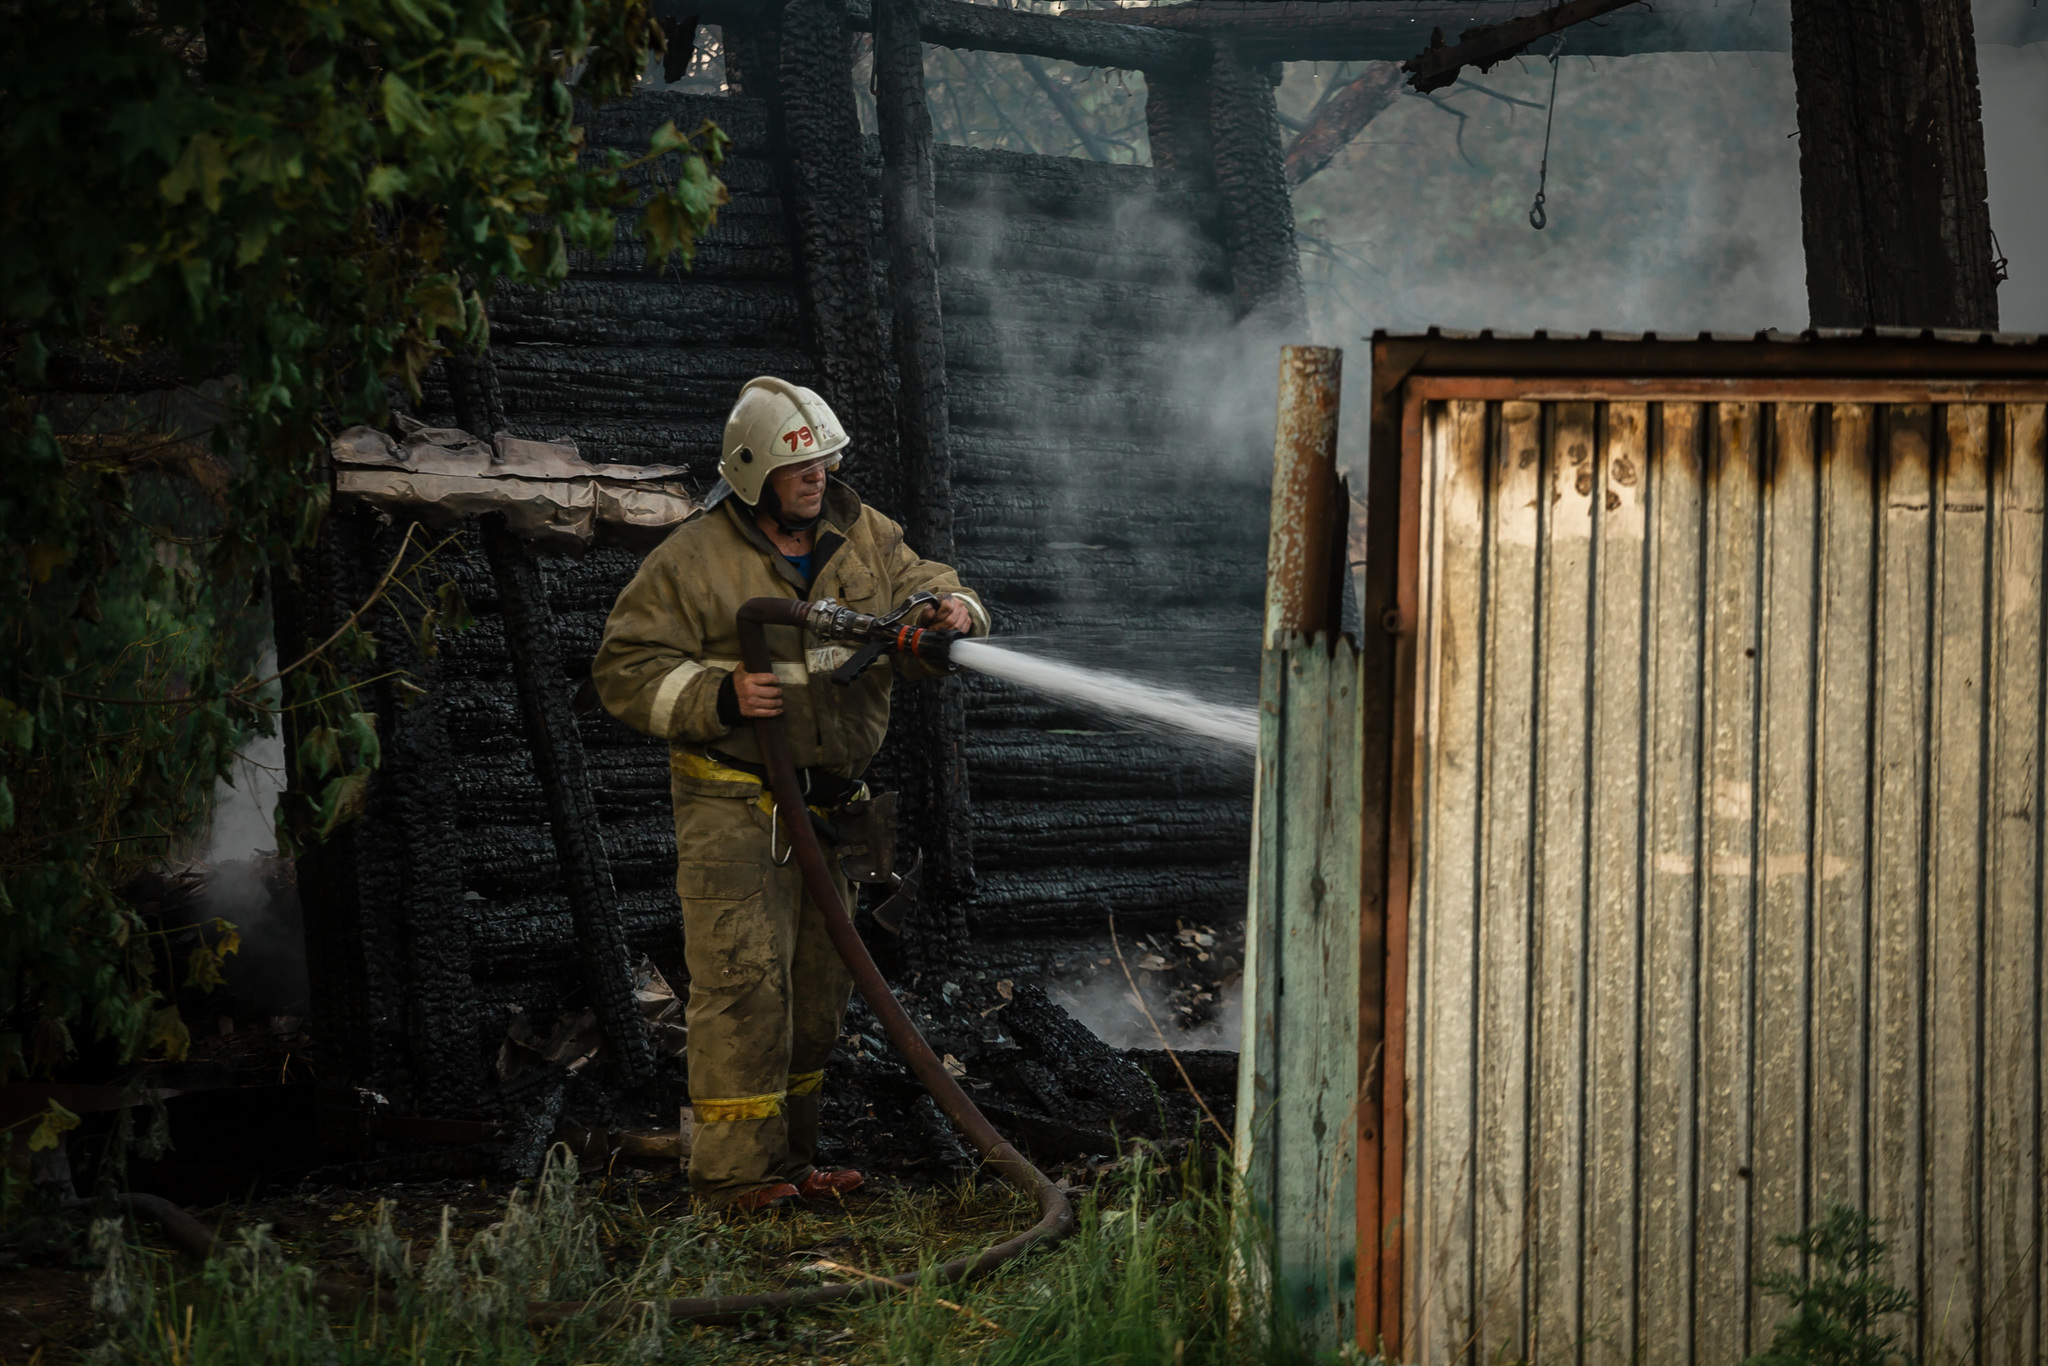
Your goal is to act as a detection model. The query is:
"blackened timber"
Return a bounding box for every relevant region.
[445,353,655,1087]
[1066,0,1794,63]
[369,519,480,1110]
[676,0,1209,74]
[479,517,657,1087]
[1207,42,1306,332]
[1401,0,1645,93]
[775,0,902,513]
[875,0,972,961]
[1144,72,1217,178]
[1788,0,2000,328]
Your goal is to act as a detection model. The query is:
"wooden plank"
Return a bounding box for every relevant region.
[1582,401,1649,1366]
[1236,648,1287,1199]
[1924,405,1992,1361]
[1272,639,1363,1347]
[1528,400,1597,1364]
[1409,400,1490,1359]
[1635,401,1708,1366]
[1747,404,1821,1347]
[1471,400,1544,1364]
[1980,402,2045,1366]
[1694,401,1763,1362]
[1808,404,1878,1220]
[1868,403,1934,1350]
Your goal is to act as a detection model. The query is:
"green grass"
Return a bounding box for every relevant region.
[73,1147,1334,1366]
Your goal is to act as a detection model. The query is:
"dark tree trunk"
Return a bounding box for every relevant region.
[874,0,974,966]
[1788,0,2000,329]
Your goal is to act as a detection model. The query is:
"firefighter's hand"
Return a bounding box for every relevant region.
[735,670,784,718]
[919,594,974,633]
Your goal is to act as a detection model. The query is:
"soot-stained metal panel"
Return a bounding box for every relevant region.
[1391,360,2048,1365]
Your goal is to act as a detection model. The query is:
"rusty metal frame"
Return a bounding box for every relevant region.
[1356,332,2048,1360]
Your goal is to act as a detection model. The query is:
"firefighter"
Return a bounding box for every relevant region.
[591,376,987,1212]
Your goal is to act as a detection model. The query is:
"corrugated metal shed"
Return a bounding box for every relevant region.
[1277,332,2048,1363]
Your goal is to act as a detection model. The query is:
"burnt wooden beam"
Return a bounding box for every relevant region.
[773,0,902,512]
[676,0,1209,73]
[1789,0,2000,328]
[1208,41,1306,332]
[1066,0,1794,63]
[1401,0,1644,92]
[444,353,656,1088]
[874,0,973,963]
[478,516,657,1087]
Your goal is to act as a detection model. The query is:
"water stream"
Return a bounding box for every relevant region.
[948,639,1260,754]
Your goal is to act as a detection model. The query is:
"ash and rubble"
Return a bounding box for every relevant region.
[94,855,1240,1199]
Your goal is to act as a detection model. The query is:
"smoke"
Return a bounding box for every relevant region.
[194,644,307,1015]
[200,858,309,1016]
[1980,40,2048,330]
[1050,967,1242,1053]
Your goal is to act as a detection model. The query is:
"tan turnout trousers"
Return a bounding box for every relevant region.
[673,767,854,1200]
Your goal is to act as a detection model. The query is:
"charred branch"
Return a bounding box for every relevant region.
[1400,0,1644,93]
[1284,63,1402,185]
[1018,53,1113,163]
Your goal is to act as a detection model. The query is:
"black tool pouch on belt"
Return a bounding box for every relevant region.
[829,790,898,884]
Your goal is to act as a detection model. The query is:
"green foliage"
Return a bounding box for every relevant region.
[86,1148,696,1363]
[1747,1205,1918,1366]
[868,1154,1307,1366]
[73,1150,1320,1365]
[0,0,726,1161]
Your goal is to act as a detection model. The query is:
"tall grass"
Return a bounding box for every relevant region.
[79,1146,1332,1365]
[859,1151,1315,1366]
[85,1150,683,1365]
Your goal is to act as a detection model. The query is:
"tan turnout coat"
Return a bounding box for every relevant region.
[591,481,989,780]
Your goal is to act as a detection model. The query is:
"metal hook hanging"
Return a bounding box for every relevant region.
[769,799,795,867]
[1528,34,1567,231]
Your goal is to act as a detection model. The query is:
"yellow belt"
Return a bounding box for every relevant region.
[669,750,864,817]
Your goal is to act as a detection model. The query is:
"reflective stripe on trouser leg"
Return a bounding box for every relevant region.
[674,785,852,1198]
[693,1091,787,1123]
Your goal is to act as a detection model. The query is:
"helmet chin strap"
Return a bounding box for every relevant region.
[757,479,822,534]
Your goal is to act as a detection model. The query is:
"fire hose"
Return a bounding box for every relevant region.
[110,594,1074,1327]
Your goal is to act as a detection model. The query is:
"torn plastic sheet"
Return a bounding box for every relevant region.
[330,420,698,549]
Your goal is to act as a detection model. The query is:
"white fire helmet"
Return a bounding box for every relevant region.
[718,376,849,506]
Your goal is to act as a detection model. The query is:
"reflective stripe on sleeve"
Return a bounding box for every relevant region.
[703,653,856,682]
[692,1091,786,1123]
[650,660,712,738]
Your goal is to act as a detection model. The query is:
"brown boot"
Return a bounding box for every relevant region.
[718,1181,800,1215]
[795,1169,864,1200]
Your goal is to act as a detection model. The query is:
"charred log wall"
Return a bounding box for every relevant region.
[928,145,1265,937]
[300,69,1271,1106]
[431,89,806,1046]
